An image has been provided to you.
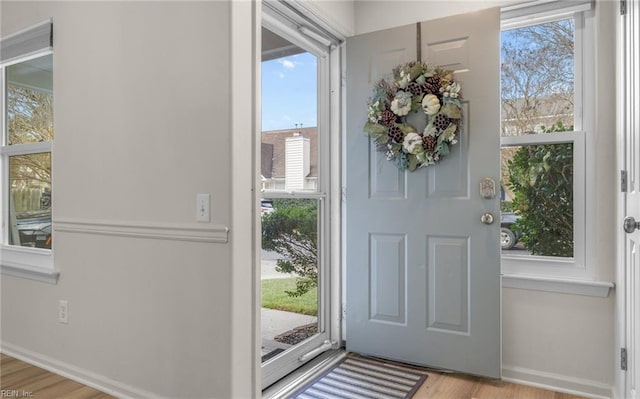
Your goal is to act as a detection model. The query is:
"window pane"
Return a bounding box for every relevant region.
[501,19,574,136]
[501,144,573,257]
[6,54,53,145]
[9,153,52,249]
[261,198,319,362]
[261,27,318,193]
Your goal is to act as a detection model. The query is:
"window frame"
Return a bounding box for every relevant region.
[0,45,55,282]
[500,6,596,281]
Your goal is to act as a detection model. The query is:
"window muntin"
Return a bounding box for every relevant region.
[2,53,53,251]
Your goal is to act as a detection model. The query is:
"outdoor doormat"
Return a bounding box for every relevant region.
[290,355,427,399]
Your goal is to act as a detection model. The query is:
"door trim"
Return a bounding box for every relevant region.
[230,1,261,398]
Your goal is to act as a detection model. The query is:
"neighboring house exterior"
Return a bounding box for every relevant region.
[261,127,318,191]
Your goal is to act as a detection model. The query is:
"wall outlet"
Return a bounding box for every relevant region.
[59,300,68,324]
[196,193,210,222]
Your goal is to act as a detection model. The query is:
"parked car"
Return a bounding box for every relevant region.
[261,199,274,216]
[15,213,51,249]
[500,212,522,250]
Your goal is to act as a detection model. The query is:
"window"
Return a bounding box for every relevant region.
[500,2,593,279]
[1,21,55,281]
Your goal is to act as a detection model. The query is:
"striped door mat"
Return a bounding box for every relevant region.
[291,356,427,399]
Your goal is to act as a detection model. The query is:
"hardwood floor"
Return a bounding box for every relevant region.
[2,352,587,399]
[1,353,114,399]
[412,370,587,399]
[353,354,588,399]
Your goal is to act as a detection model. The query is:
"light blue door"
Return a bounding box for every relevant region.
[345,8,501,378]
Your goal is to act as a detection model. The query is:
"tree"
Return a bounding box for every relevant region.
[507,122,573,257]
[262,199,317,297]
[7,84,53,199]
[501,19,574,136]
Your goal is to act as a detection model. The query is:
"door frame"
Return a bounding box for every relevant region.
[616,0,638,396]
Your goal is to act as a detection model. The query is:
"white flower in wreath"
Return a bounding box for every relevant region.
[386,144,395,160]
[403,132,424,155]
[398,70,411,89]
[421,94,441,115]
[391,91,413,116]
[441,124,458,142]
[441,82,461,99]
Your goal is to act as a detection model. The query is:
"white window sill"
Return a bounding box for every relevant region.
[1,263,58,284]
[502,274,614,297]
[0,244,56,284]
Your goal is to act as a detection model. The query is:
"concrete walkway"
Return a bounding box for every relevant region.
[261,308,317,358]
[261,251,317,359]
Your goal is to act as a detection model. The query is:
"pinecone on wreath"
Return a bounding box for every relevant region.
[433,114,451,131]
[387,126,404,143]
[406,82,423,96]
[423,135,437,153]
[380,109,397,126]
[423,76,441,95]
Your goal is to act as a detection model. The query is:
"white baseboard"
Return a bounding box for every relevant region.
[1,342,167,399]
[502,364,613,399]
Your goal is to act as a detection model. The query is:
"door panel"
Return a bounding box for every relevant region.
[346,8,501,378]
[370,144,407,199]
[428,236,469,334]
[369,233,406,324]
[424,37,470,73]
[427,103,469,198]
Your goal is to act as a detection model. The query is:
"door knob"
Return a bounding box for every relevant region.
[481,212,494,225]
[624,216,640,233]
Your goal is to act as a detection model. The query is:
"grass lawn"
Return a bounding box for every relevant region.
[262,278,317,316]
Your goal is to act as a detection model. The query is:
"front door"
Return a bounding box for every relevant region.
[622,0,640,396]
[345,8,501,378]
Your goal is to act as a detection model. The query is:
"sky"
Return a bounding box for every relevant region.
[261,52,317,132]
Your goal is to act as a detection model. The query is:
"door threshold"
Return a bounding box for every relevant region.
[262,349,346,399]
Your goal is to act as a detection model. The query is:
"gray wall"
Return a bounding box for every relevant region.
[1,2,233,398]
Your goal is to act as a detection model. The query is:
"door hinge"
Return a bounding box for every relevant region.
[621,170,628,192]
[621,0,627,15]
[621,347,628,370]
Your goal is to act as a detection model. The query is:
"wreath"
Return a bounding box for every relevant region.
[364,61,463,171]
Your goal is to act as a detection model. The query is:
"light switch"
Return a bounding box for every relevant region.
[196,193,210,222]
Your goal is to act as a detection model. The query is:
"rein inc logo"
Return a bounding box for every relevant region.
[1,391,34,398]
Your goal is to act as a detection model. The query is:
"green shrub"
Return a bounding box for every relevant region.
[262,199,317,297]
[500,201,514,213]
[507,122,573,257]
